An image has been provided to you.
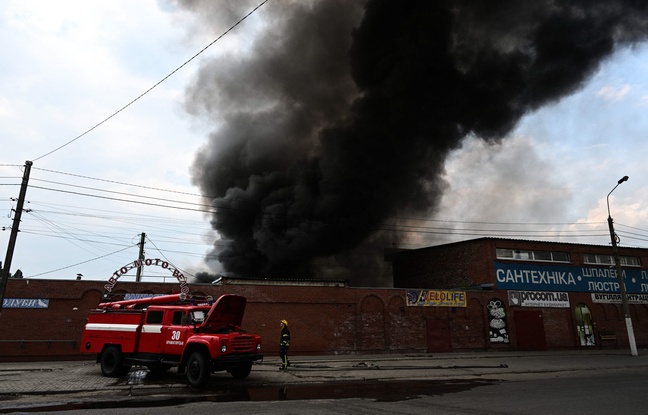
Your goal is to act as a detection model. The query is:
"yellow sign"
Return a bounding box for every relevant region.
[406,290,466,307]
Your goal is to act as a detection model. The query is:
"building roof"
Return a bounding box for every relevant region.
[216,276,349,288]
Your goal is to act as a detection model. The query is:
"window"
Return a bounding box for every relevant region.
[146,311,164,324]
[551,252,570,262]
[622,257,641,266]
[533,251,552,261]
[172,311,187,325]
[583,254,612,265]
[583,254,640,267]
[496,248,570,263]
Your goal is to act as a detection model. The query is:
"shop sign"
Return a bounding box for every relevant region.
[591,293,648,304]
[123,293,163,300]
[406,290,466,307]
[495,261,648,294]
[104,258,189,294]
[2,298,49,309]
[508,290,569,308]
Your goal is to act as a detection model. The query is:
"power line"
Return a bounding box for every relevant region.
[8,166,648,279]
[32,167,204,197]
[28,185,215,214]
[30,178,207,210]
[26,200,209,227]
[144,234,195,278]
[32,168,618,233]
[22,179,641,241]
[33,0,271,162]
[17,169,648,240]
[27,245,136,278]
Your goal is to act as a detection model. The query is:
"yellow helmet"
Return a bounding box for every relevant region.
[281,320,288,326]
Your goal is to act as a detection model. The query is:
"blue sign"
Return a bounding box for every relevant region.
[495,262,648,294]
[2,298,50,309]
[124,293,157,300]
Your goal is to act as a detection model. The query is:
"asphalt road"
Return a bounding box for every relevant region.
[1,350,647,414]
[75,367,644,415]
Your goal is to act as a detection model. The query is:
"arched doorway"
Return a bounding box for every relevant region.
[575,303,596,346]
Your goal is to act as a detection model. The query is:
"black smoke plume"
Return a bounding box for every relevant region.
[180,0,648,286]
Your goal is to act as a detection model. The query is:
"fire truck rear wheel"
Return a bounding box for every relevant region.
[186,351,210,387]
[100,346,131,377]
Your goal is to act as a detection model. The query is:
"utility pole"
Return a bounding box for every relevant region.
[0,161,33,316]
[607,175,638,356]
[135,232,146,282]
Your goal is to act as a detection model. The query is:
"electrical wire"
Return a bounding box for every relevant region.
[26,183,619,239]
[30,178,209,210]
[8,167,648,279]
[32,167,205,198]
[144,234,195,278]
[29,167,622,238]
[17,178,642,243]
[28,184,215,214]
[32,0,272,162]
[27,245,136,278]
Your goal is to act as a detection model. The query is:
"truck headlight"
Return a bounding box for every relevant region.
[256,343,261,351]
[221,345,227,353]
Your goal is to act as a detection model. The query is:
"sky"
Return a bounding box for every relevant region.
[2,1,648,288]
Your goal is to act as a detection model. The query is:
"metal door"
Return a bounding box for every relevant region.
[426,319,452,353]
[513,309,547,351]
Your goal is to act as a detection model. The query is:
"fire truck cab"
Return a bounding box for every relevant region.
[81,293,263,387]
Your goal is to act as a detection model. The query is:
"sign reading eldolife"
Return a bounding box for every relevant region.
[407,290,467,307]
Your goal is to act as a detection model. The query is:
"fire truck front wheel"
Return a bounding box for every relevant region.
[186,351,210,388]
[100,346,131,377]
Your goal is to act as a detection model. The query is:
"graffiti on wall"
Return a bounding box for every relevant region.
[487,298,509,343]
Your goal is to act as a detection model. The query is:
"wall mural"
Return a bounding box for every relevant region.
[487,298,509,343]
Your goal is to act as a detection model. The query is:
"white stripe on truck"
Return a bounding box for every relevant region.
[85,323,163,333]
[85,323,138,332]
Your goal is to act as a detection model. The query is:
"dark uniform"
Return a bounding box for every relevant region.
[279,319,291,370]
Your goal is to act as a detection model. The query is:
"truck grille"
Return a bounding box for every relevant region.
[231,335,256,352]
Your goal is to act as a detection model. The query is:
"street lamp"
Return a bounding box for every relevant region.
[606,175,638,356]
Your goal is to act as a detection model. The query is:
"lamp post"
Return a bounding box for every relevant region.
[606,175,638,356]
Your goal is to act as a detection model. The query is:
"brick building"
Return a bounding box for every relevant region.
[1,276,493,361]
[392,237,648,351]
[1,237,646,361]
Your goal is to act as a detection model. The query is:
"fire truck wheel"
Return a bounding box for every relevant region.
[229,362,252,379]
[186,351,210,387]
[100,346,131,377]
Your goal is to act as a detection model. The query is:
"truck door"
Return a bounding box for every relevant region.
[138,310,165,353]
[163,311,191,357]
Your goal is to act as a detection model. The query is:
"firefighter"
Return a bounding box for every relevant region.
[279,319,291,370]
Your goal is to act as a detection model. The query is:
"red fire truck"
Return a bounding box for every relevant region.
[81,293,263,387]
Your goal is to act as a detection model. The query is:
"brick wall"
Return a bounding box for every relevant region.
[1,275,647,361]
